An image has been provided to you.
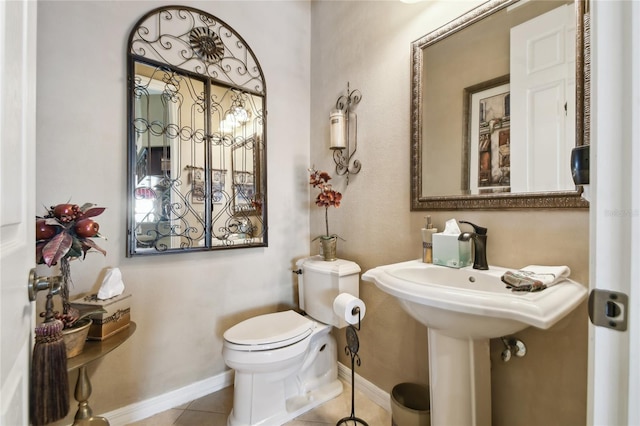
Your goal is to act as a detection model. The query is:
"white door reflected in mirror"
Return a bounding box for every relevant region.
[510,3,576,193]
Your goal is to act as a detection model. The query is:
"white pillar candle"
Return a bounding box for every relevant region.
[329,110,346,149]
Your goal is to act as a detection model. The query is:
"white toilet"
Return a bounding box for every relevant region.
[222,256,361,426]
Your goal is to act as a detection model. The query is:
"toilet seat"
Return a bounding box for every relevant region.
[223,310,315,351]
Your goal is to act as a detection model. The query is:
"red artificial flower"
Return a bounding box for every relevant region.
[309,168,342,238]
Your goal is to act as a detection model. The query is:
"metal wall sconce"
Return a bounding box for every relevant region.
[330,83,362,185]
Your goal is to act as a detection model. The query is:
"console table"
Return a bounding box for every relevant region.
[67,322,136,425]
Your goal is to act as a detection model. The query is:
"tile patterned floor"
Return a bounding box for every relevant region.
[128,379,391,426]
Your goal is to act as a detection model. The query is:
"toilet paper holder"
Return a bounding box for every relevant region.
[350,306,362,331]
[337,306,368,426]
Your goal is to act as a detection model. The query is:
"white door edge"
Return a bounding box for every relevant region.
[588,1,640,425]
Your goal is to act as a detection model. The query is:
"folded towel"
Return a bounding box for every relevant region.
[501,265,571,292]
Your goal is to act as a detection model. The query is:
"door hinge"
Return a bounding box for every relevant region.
[588,289,628,331]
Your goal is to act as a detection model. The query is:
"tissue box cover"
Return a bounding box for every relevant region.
[71,293,131,340]
[432,233,472,268]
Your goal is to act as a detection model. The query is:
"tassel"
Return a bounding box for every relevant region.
[30,292,69,425]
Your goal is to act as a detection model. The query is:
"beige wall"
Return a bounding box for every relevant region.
[310,1,588,425]
[35,1,588,425]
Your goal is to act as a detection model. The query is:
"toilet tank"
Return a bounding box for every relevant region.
[296,256,361,328]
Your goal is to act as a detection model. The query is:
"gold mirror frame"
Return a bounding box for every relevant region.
[410,0,589,210]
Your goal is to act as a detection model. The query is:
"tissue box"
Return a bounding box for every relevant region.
[71,293,131,340]
[432,233,472,268]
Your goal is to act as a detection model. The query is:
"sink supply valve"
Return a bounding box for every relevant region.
[500,336,527,362]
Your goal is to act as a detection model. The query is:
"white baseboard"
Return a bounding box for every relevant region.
[101,363,390,425]
[337,362,391,413]
[102,370,234,426]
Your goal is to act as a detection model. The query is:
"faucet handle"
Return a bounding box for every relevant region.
[459,220,487,235]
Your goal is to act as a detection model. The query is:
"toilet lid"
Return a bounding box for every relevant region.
[223,310,314,350]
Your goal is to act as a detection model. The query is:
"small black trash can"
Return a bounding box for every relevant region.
[390,383,430,426]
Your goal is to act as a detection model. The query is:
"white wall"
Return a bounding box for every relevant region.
[35,1,310,422]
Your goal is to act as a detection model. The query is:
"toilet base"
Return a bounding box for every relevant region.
[228,379,342,426]
[226,326,342,426]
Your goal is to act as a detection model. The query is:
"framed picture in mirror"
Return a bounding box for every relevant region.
[191,169,205,204]
[466,79,511,194]
[212,169,227,205]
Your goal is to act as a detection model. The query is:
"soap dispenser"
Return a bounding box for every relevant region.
[421,216,437,263]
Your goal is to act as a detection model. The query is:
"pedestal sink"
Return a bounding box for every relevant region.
[362,260,587,426]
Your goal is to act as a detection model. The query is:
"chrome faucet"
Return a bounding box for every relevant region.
[458,221,488,270]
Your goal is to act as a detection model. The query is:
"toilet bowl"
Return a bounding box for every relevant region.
[222,256,361,426]
[223,310,340,426]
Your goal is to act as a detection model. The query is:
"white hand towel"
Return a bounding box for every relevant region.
[501,265,571,292]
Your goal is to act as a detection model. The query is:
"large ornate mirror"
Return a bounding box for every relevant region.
[127,6,267,255]
[411,0,589,210]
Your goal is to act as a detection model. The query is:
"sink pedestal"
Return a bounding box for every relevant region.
[428,329,492,426]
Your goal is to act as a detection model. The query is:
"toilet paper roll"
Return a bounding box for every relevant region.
[333,293,366,325]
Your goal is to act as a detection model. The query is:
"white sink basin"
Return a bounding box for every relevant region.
[362,259,587,339]
[363,259,588,425]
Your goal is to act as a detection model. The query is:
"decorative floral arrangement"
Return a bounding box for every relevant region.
[35,202,106,328]
[309,168,342,240]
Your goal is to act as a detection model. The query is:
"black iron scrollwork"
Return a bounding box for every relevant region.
[337,308,368,426]
[332,83,362,186]
[127,6,267,256]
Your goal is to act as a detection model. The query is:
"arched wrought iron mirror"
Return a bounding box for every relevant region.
[127,6,267,256]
